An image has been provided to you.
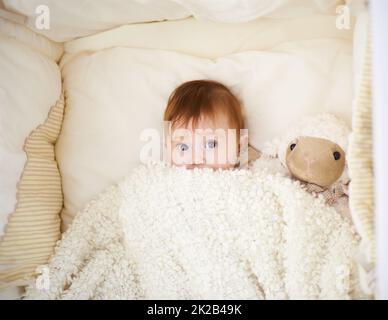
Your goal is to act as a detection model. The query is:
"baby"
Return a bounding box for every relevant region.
[163,80,248,170]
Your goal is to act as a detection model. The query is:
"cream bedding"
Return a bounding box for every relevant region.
[25,162,364,300]
[0,17,62,238]
[0,0,373,300]
[3,0,341,42]
[0,14,63,298]
[58,36,353,230]
[64,15,353,58]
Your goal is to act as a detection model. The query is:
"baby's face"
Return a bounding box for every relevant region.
[170,114,239,170]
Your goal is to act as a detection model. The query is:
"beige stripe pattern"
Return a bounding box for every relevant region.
[0,94,64,288]
[348,31,375,263]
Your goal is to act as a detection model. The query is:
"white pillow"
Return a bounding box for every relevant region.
[0,19,62,238]
[57,38,353,230]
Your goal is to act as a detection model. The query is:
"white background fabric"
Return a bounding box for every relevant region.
[4,0,340,42]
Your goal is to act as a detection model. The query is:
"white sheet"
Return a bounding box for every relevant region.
[4,0,341,42]
[0,16,63,61]
[64,15,353,58]
[3,0,190,42]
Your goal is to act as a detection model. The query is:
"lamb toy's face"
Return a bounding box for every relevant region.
[285,136,346,187]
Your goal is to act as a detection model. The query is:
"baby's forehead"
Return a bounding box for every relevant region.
[173,113,231,131]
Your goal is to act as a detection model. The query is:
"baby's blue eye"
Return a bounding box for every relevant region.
[206,139,218,149]
[176,143,189,152]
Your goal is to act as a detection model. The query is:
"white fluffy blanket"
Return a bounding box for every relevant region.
[25,162,364,299]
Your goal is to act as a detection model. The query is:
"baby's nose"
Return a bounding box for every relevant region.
[193,147,205,164]
[192,137,205,164]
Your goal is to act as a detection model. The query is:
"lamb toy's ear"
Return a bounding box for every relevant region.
[337,163,350,194]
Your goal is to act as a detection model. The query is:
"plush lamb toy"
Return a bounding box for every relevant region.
[251,113,351,219]
[251,113,378,297]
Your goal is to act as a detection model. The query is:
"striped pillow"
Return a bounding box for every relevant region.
[0,94,64,289]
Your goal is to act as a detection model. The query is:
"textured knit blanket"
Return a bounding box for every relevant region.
[25,162,364,299]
